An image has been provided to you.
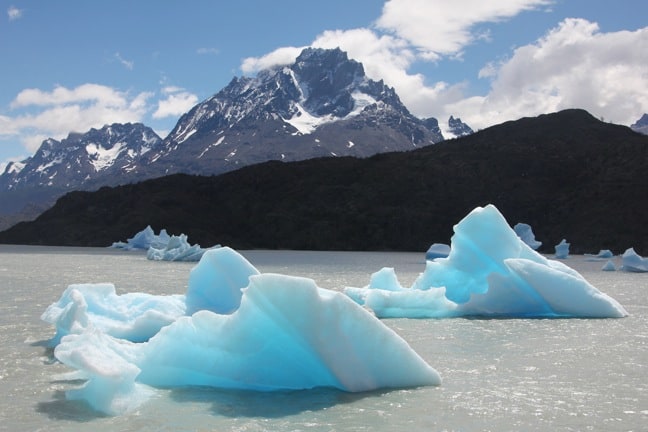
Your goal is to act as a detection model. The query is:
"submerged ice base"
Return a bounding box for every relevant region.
[48,248,440,416]
[345,205,628,319]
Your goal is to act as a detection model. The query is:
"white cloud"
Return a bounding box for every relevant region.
[375,0,552,59]
[453,19,648,129]
[237,1,554,123]
[239,2,647,131]
[3,84,153,153]
[153,87,199,119]
[7,6,22,21]
[241,46,306,74]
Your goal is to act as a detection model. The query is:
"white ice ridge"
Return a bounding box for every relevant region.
[345,205,628,319]
[47,247,441,415]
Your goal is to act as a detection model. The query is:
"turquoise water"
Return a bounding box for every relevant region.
[0,246,646,431]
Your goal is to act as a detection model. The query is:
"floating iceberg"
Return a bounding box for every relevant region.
[112,226,218,261]
[620,248,648,272]
[111,226,170,250]
[601,260,616,271]
[146,233,219,262]
[513,222,542,250]
[42,247,260,344]
[47,248,440,416]
[596,249,614,259]
[41,284,186,346]
[554,238,570,259]
[345,205,627,319]
[425,243,450,260]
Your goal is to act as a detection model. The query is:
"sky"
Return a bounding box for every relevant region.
[1,0,647,171]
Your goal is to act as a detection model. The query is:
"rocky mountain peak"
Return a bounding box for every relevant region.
[631,113,648,135]
[448,116,474,137]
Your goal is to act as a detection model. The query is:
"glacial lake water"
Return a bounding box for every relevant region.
[0,245,646,432]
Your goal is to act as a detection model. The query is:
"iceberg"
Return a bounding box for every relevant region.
[620,247,648,272]
[601,260,616,271]
[42,247,259,344]
[425,243,450,260]
[596,249,614,259]
[111,225,170,250]
[47,248,441,416]
[344,205,628,319]
[513,222,542,250]
[146,233,219,262]
[554,238,570,259]
[41,284,186,346]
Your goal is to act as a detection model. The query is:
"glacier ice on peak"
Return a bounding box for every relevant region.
[345,205,628,319]
[46,247,440,416]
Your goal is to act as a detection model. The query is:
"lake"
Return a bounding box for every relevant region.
[0,245,646,431]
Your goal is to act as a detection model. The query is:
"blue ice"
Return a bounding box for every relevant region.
[147,233,219,262]
[425,243,450,260]
[111,225,170,250]
[513,222,542,250]
[47,248,441,415]
[345,205,628,319]
[620,247,648,272]
[554,238,570,259]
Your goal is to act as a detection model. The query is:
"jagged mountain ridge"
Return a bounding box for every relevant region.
[447,115,474,137]
[0,47,456,225]
[0,123,162,192]
[2,109,646,254]
[631,114,648,135]
[141,47,445,175]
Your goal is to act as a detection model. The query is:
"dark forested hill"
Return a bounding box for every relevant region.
[1,109,647,255]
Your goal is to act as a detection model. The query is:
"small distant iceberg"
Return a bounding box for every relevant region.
[585,249,615,261]
[147,234,219,262]
[425,243,450,260]
[596,249,614,259]
[111,226,170,250]
[601,260,616,272]
[513,222,542,250]
[554,239,570,259]
[112,226,218,262]
[620,248,648,272]
[345,205,627,319]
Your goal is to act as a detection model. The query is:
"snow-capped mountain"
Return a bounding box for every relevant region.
[631,114,648,135]
[447,116,474,137]
[0,47,453,229]
[143,47,445,175]
[0,123,162,192]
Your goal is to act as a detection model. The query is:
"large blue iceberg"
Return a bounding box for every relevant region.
[345,205,627,319]
[46,248,440,416]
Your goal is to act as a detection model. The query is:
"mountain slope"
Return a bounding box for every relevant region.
[141,47,444,176]
[0,123,162,192]
[2,109,646,254]
[0,48,450,230]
